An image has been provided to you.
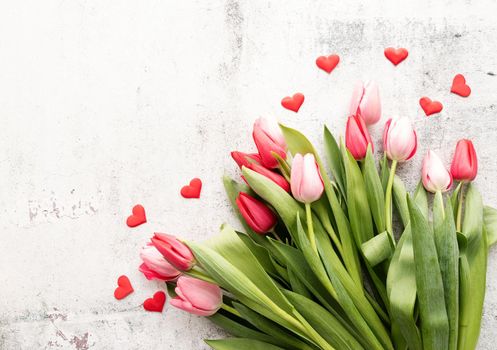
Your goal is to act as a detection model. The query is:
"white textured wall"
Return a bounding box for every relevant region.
[1,1,496,349]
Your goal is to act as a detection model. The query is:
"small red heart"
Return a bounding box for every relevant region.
[143,291,166,312]
[384,47,408,66]
[316,54,340,73]
[281,93,305,113]
[451,74,471,97]
[126,204,147,228]
[180,178,202,198]
[114,275,134,300]
[419,97,443,116]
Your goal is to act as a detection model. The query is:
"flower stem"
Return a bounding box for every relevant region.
[221,303,241,317]
[456,182,465,232]
[305,203,318,253]
[271,229,283,242]
[385,160,398,240]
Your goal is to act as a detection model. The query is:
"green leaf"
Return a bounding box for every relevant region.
[458,183,488,350]
[361,231,394,267]
[413,181,429,219]
[209,312,274,344]
[283,290,365,350]
[205,338,285,350]
[408,195,449,350]
[287,266,312,299]
[483,205,497,247]
[392,175,409,228]
[323,126,347,200]
[233,303,315,350]
[433,192,459,350]
[363,147,386,233]
[387,224,422,350]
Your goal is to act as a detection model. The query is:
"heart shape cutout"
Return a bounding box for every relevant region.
[316,54,340,73]
[419,97,443,116]
[281,93,305,113]
[126,204,147,227]
[143,291,166,312]
[384,47,408,66]
[180,178,202,198]
[451,74,471,97]
[114,275,134,300]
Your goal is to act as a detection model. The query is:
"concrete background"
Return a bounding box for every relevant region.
[1,0,496,349]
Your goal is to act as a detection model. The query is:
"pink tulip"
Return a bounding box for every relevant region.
[236,192,277,234]
[383,117,417,162]
[290,153,324,203]
[246,163,290,192]
[450,139,478,182]
[422,150,453,193]
[231,151,261,168]
[170,276,223,316]
[151,233,195,271]
[345,115,374,160]
[139,244,181,281]
[253,117,287,168]
[349,81,381,125]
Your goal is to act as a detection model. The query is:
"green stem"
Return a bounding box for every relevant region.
[436,190,445,219]
[385,160,398,240]
[186,268,217,284]
[221,303,241,317]
[456,182,465,232]
[305,203,317,253]
[271,229,283,242]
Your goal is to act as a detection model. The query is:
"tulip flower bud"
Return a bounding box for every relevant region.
[422,150,453,193]
[450,139,478,182]
[236,192,278,234]
[345,115,374,160]
[139,244,181,281]
[252,117,287,168]
[349,81,381,125]
[246,163,290,192]
[151,233,195,271]
[290,153,324,203]
[383,117,417,162]
[231,151,261,168]
[170,276,223,316]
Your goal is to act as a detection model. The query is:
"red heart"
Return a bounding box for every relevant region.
[114,275,134,300]
[419,97,443,116]
[281,93,305,113]
[180,178,202,198]
[143,291,166,312]
[126,204,147,227]
[451,74,471,97]
[316,54,340,73]
[384,47,408,66]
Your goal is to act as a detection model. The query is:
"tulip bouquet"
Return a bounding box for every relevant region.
[138,82,496,350]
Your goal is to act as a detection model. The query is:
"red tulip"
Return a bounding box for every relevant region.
[139,244,181,281]
[151,233,195,271]
[450,139,478,182]
[246,163,290,192]
[345,115,374,160]
[236,192,277,234]
[170,276,222,316]
[231,151,261,168]
[253,117,287,168]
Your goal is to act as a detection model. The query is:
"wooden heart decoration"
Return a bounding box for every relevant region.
[281,93,305,113]
[384,47,408,66]
[126,204,147,228]
[316,54,340,73]
[114,275,134,300]
[143,291,166,312]
[180,178,202,198]
[451,74,471,97]
[419,97,443,116]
